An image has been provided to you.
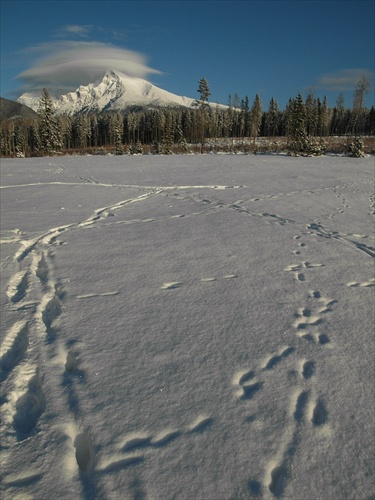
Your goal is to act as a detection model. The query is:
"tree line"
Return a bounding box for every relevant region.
[1,77,373,157]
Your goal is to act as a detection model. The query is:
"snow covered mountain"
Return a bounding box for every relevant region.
[17,71,203,115]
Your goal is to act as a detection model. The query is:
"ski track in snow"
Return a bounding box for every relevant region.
[1,160,374,498]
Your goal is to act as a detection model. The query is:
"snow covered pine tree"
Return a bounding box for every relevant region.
[37,88,61,155]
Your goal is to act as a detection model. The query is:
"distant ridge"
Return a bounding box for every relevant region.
[17,71,224,116]
[0,97,38,120]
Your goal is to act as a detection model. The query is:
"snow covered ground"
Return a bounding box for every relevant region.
[0,154,374,500]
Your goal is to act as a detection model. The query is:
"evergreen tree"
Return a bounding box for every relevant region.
[60,115,72,150]
[317,96,329,138]
[366,106,375,135]
[15,123,26,157]
[127,113,137,144]
[161,112,174,154]
[29,122,41,153]
[287,93,308,155]
[90,115,99,148]
[176,125,189,153]
[151,140,160,155]
[331,93,345,135]
[76,115,91,150]
[305,91,318,136]
[224,103,234,150]
[243,96,251,137]
[0,129,6,156]
[193,77,211,153]
[265,97,279,136]
[110,114,124,154]
[250,94,262,146]
[37,88,61,154]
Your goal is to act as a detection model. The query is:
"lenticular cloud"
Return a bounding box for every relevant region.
[17,41,161,93]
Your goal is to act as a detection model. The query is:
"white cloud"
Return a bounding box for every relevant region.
[59,25,92,37]
[17,41,162,93]
[316,68,374,91]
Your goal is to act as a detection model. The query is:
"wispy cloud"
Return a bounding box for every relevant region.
[17,41,162,93]
[56,25,93,38]
[316,68,374,91]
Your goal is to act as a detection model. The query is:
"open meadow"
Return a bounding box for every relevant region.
[1,154,374,499]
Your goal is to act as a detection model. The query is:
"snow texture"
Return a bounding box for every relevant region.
[0,154,374,499]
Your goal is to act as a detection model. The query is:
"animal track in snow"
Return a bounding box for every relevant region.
[6,270,29,303]
[310,398,328,426]
[232,347,295,402]
[301,360,315,379]
[268,464,288,497]
[232,369,256,387]
[0,228,24,245]
[74,431,95,472]
[232,369,261,400]
[39,224,74,246]
[261,346,295,370]
[292,291,336,346]
[200,274,237,282]
[121,433,152,452]
[292,390,310,422]
[14,238,39,262]
[264,365,328,497]
[160,282,183,290]
[261,212,294,226]
[160,274,238,290]
[119,416,213,455]
[0,321,29,375]
[99,416,213,474]
[298,332,331,346]
[285,262,324,273]
[38,293,62,331]
[151,429,181,446]
[97,456,143,473]
[347,278,375,288]
[31,252,49,282]
[293,315,322,330]
[76,291,119,299]
[240,382,263,400]
[65,351,78,373]
[77,192,159,228]
[306,222,375,258]
[2,471,43,487]
[187,415,214,433]
[285,261,324,284]
[7,365,46,437]
[14,224,73,263]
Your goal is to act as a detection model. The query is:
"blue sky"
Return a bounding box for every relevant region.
[1,0,374,109]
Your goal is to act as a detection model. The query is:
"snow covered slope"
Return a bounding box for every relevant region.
[17,71,202,114]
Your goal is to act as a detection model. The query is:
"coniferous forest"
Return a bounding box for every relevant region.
[1,78,374,158]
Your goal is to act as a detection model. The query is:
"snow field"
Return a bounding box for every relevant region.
[0,154,374,499]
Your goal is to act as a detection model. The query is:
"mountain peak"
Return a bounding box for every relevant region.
[16,73,226,115]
